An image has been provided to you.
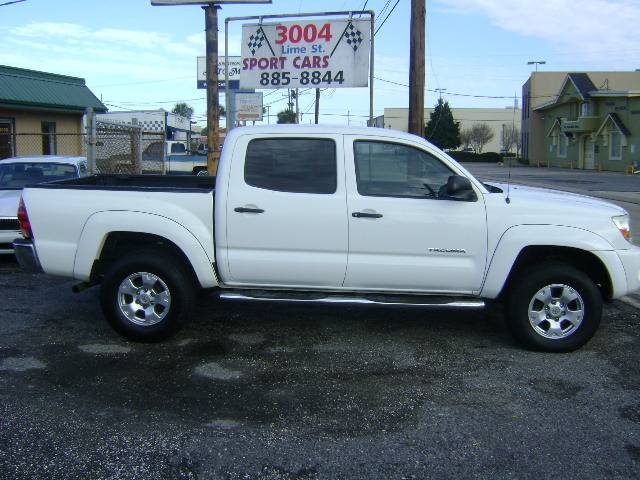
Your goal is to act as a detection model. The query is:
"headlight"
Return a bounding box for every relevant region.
[612,215,631,242]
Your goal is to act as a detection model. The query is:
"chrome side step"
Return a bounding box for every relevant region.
[218,291,485,309]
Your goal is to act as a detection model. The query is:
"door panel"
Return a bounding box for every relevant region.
[225,135,348,288]
[344,136,487,293]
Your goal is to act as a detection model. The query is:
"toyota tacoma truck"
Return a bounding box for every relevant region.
[13,125,640,352]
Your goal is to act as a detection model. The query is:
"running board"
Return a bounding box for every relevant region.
[218,290,485,309]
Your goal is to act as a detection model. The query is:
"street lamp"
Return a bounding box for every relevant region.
[527,60,546,72]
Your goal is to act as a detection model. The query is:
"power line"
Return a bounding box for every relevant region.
[93,76,193,88]
[378,0,393,20]
[375,76,529,99]
[375,0,401,36]
[0,0,27,6]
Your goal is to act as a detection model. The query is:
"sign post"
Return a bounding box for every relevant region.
[151,0,272,174]
[225,10,374,130]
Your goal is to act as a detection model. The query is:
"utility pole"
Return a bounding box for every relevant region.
[314,88,320,124]
[204,4,220,175]
[151,1,272,174]
[295,88,300,123]
[408,0,425,137]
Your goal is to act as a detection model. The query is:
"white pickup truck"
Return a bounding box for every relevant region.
[13,125,640,352]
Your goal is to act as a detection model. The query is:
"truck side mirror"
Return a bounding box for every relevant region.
[445,175,477,201]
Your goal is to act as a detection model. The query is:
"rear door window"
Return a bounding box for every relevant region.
[244,138,337,194]
[170,143,186,154]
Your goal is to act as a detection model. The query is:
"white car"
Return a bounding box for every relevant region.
[13,126,640,351]
[0,156,87,254]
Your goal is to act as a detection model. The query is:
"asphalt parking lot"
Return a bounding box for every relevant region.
[1,165,640,479]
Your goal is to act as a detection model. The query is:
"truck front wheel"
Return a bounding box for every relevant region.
[506,262,602,352]
[100,250,195,342]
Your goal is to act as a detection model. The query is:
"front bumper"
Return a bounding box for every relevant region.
[13,238,42,273]
[617,246,640,295]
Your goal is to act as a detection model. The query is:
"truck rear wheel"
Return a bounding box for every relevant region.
[506,262,602,352]
[99,250,195,342]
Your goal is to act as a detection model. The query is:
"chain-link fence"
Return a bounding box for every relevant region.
[0,124,167,175]
[94,121,166,175]
[0,133,86,160]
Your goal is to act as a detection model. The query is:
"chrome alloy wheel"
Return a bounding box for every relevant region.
[528,284,584,339]
[117,272,171,326]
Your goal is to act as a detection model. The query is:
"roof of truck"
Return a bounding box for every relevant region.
[227,124,430,144]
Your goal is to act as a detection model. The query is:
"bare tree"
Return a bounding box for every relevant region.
[501,125,520,154]
[469,123,494,153]
[460,128,472,150]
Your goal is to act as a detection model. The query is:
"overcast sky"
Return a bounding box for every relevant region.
[1,0,639,126]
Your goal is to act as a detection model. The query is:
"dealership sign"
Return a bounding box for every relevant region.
[197,56,241,90]
[234,92,263,121]
[240,19,370,89]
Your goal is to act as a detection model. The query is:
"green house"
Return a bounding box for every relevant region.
[534,73,640,172]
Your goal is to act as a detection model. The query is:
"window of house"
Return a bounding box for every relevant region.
[557,133,568,158]
[580,102,591,117]
[610,130,622,160]
[354,141,454,198]
[244,138,337,194]
[41,122,57,155]
[569,103,579,120]
[0,119,14,160]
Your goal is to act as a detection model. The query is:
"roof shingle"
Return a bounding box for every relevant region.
[0,65,107,113]
[567,73,597,100]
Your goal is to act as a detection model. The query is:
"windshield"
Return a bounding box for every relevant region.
[0,162,77,189]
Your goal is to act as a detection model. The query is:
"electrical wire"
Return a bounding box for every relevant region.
[0,0,27,6]
[377,0,393,20]
[374,0,401,36]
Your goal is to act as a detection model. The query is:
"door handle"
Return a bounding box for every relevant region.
[352,211,383,218]
[234,207,265,214]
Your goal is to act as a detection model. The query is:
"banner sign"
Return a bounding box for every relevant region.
[240,19,370,89]
[197,56,241,90]
[234,92,263,121]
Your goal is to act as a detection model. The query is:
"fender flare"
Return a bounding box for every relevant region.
[480,224,624,298]
[73,210,219,288]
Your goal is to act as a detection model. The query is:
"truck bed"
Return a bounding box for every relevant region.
[28,174,216,192]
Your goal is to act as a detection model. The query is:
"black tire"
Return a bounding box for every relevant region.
[100,249,196,342]
[506,261,602,352]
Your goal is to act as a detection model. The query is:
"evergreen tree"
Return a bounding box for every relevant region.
[277,109,297,124]
[172,102,194,119]
[424,99,461,150]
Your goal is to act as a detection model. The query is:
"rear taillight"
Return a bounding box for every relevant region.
[17,197,33,239]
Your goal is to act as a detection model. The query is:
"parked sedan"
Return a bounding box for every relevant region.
[0,156,87,254]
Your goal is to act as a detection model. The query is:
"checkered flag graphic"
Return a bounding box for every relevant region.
[343,21,363,52]
[247,27,265,56]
